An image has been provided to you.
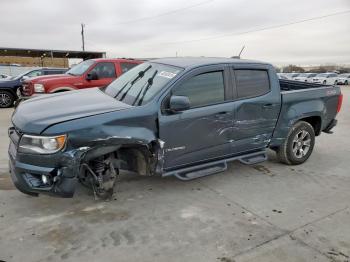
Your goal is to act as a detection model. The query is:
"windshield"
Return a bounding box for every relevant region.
[339,73,350,77]
[66,60,95,76]
[11,70,35,80]
[105,62,182,106]
[317,73,327,77]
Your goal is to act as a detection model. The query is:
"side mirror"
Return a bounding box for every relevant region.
[169,95,191,112]
[86,72,98,81]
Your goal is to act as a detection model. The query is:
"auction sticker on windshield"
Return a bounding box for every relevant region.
[158,71,177,79]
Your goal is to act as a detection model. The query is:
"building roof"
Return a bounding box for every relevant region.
[151,57,269,68]
[0,47,106,60]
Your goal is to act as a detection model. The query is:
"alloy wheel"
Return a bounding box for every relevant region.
[292,130,311,158]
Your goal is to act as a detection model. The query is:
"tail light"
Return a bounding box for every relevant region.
[337,93,343,113]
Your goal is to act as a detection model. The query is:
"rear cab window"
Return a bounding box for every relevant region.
[233,69,270,99]
[120,62,138,74]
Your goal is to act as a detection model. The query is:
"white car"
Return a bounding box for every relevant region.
[312,73,338,85]
[337,73,350,85]
[293,73,317,83]
[285,73,300,80]
[277,73,289,80]
[0,74,11,79]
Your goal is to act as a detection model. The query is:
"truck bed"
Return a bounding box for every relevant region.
[279,79,330,91]
[272,79,341,146]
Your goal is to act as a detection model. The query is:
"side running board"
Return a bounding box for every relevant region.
[163,150,267,181]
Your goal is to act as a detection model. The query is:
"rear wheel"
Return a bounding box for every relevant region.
[277,121,315,165]
[345,80,348,85]
[0,90,15,108]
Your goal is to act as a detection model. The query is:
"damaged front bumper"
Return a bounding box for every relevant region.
[8,129,85,198]
[8,157,78,197]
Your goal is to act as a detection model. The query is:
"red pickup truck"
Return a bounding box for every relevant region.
[21,58,142,96]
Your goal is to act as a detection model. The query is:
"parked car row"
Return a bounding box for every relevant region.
[0,58,142,108]
[277,72,350,85]
[0,67,67,108]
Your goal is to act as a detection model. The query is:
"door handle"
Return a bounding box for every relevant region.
[262,103,273,109]
[214,111,230,118]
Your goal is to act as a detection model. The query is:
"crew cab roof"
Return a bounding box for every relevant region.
[150,57,270,69]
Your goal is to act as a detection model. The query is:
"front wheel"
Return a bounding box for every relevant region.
[277,121,315,165]
[345,80,348,85]
[0,90,15,108]
[323,80,327,85]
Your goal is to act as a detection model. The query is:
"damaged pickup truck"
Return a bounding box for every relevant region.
[8,58,343,199]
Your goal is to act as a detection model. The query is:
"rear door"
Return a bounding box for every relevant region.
[230,65,281,154]
[159,65,234,169]
[85,62,117,89]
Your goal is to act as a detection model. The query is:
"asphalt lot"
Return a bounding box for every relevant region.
[0,87,349,262]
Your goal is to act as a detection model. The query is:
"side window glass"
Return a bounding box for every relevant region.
[173,71,225,108]
[91,62,116,78]
[121,62,138,74]
[235,70,270,99]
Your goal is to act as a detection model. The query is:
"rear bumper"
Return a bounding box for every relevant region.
[323,119,337,134]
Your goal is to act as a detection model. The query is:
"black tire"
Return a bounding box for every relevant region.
[0,90,15,108]
[345,80,348,85]
[334,80,338,85]
[277,121,315,165]
[323,80,327,85]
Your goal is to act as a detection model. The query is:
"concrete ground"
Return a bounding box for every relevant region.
[0,87,349,262]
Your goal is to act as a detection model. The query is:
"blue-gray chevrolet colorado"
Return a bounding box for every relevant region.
[8,58,342,199]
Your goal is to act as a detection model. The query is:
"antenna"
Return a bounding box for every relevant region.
[238,45,245,58]
[231,45,245,59]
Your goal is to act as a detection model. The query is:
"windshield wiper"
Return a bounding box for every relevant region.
[119,65,152,101]
[133,70,158,106]
[131,65,152,85]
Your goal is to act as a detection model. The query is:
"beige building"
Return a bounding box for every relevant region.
[0,56,68,68]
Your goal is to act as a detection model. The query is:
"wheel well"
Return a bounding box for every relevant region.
[0,88,16,97]
[299,116,321,136]
[116,145,153,176]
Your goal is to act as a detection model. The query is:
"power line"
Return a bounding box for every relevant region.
[113,0,214,25]
[161,10,350,45]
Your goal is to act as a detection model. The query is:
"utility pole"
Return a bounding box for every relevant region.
[81,23,85,51]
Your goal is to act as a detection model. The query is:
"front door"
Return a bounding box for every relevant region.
[85,62,117,89]
[159,65,234,170]
[230,65,281,154]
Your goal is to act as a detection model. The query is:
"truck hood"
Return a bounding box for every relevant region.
[0,79,18,87]
[12,88,132,134]
[29,74,70,82]
[29,74,77,84]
